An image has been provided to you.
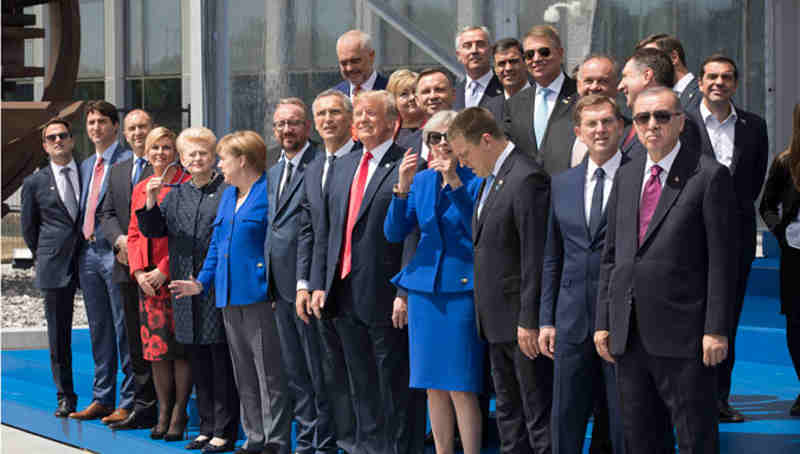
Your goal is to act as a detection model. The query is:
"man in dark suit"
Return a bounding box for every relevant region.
[483,38,531,124]
[504,25,578,176]
[688,55,769,423]
[452,26,503,111]
[310,90,422,454]
[264,97,334,454]
[297,89,361,454]
[71,100,136,421]
[594,87,737,454]
[95,108,157,429]
[448,107,552,454]
[21,119,83,418]
[539,95,627,454]
[396,68,455,163]
[333,29,388,98]
[637,34,701,110]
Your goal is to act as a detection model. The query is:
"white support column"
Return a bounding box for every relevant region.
[104,0,125,106]
[32,5,46,101]
[184,0,202,127]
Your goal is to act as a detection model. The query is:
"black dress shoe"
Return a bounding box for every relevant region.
[719,402,745,422]
[791,395,800,417]
[54,398,76,418]
[108,409,157,430]
[202,440,235,453]
[186,438,210,450]
[234,448,261,454]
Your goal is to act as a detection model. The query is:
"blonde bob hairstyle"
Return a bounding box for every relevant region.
[176,126,217,155]
[386,69,419,98]
[215,130,267,174]
[144,126,178,162]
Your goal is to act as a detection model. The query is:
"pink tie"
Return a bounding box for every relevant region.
[638,165,662,245]
[83,157,105,240]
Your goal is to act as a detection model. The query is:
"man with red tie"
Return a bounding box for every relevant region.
[594,86,737,454]
[310,90,420,454]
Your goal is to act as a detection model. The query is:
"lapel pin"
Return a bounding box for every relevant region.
[384,163,391,168]
[210,194,215,198]
[674,176,680,183]
[50,186,55,190]
[497,179,504,188]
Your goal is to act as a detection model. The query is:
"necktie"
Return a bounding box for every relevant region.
[132,157,146,187]
[477,174,495,218]
[638,165,663,245]
[82,157,105,240]
[340,151,373,279]
[278,160,294,201]
[534,87,552,148]
[322,154,336,192]
[352,84,362,100]
[589,167,605,235]
[60,167,79,221]
[467,80,481,107]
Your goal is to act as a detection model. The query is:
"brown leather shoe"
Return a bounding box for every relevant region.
[69,402,113,420]
[101,408,130,425]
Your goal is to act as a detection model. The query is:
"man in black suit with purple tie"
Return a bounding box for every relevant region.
[595,86,737,454]
[22,119,83,418]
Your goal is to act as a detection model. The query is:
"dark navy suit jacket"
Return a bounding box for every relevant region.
[333,73,389,96]
[383,166,482,294]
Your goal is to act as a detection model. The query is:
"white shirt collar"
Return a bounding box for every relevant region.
[350,71,378,94]
[329,139,355,158]
[587,150,622,181]
[364,137,393,163]
[50,159,78,174]
[491,142,516,177]
[505,80,531,99]
[281,141,310,166]
[673,73,695,94]
[467,70,494,90]
[536,71,565,96]
[700,101,738,126]
[645,140,681,176]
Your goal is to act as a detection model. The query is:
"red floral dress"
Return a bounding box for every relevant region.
[128,170,191,361]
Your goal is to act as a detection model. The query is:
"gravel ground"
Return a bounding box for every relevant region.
[1,264,88,328]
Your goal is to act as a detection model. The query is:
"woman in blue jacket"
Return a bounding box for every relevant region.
[170,130,291,454]
[384,110,485,454]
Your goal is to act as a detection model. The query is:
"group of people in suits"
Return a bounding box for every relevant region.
[20,18,796,454]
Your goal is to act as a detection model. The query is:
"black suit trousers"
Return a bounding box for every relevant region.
[617,317,718,454]
[188,342,240,439]
[488,341,553,454]
[43,284,77,401]
[118,281,156,411]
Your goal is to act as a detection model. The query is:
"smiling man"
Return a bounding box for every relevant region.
[333,29,388,99]
[504,25,578,176]
[452,26,503,110]
[397,68,456,164]
[687,54,769,424]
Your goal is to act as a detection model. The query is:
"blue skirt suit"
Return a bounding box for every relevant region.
[384,166,485,392]
[196,173,291,453]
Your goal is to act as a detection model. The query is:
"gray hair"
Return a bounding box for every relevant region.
[455,25,492,49]
[423,110,458,144]
[337,29,373,52]
[313,89,353,114]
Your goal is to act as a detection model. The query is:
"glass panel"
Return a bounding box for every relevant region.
[127,0,144,76]
[79,0,104,77]
[127,0,181,76]
[143,78,183,131]
[3,83,33,101]
[309,0,355,70]
[229,0,266,74]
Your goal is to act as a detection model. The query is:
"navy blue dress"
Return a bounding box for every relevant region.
[384,166,485,392]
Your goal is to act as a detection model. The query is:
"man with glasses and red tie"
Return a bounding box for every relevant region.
[309,90,422,454]
[22,119,83,419]
[70,100,136,422]
[594,86,736,454]
[503,25,577,176]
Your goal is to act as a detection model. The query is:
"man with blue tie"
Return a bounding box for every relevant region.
[96,109,157,429]
[265,98,335,454]
[21,119,83,418]
[538,95,626,454]
[70,100,136,421]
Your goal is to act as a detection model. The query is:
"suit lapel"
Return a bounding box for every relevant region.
[640,146,695,247]
[478,76,504,106]
[571,163,593,244]
[355,145,400,224]
[118,159,134,206]
[44,166,74,221]
[475,151,516,241]
[337,151,361,225]
[276,148,317,215]
[622,151,647,250]
[730,115,748,175]
[522,89,538,150]
[267,163,281,218]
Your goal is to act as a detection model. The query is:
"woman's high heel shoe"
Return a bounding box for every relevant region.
[164,413,188,441]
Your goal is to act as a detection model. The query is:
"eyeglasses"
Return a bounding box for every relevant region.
[273,120,305,129]
[632,110,682,126]
[45,132,71,143]
[427,132,448,146]
[160,161,188,187]
[523,47,551,60]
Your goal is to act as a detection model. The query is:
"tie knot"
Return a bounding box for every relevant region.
[96,157,104,166]
[61,167,71,175]
[363,151,374,161]
[539,87,551,97]
[650,165,663,177]
[594,167,605,180]
[327,154,336,163]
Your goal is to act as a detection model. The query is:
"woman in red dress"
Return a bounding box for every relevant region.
[128,127,192,441]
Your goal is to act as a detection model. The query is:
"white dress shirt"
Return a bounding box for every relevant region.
[349,71,378,100]
[584,151,622,224]
[50,159,80,208]
[465,70,494,107]
[673,73,695,95]
[534,72,565,125]
[362,138,394,187]
[700,101,737,168]
[279,142,310,196]
[641,141,681,199]
[87,140,119,198]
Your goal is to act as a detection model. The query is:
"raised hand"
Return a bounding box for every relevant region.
[396,148,418,193]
